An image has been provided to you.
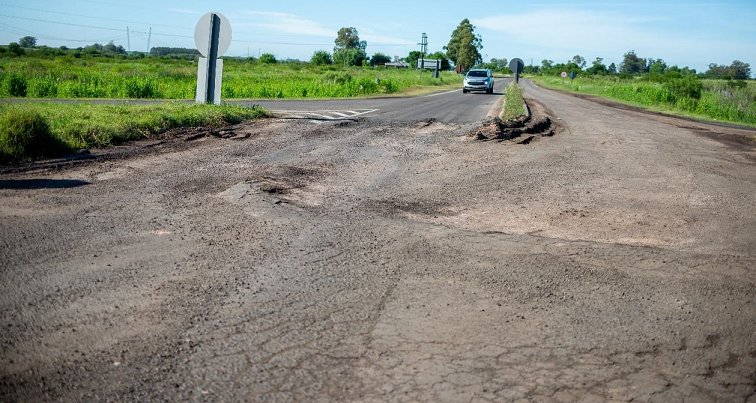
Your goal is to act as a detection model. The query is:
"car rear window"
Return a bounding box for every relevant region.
[467,71,487,77]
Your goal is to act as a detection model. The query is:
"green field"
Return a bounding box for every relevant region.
[532,75,756,126]
[0,56,462,99]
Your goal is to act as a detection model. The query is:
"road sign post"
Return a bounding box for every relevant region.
[509,58,524,83]
[195,12,232,105]
[417,59,441,78]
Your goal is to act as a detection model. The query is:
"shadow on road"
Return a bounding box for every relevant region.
[0,179,90,190]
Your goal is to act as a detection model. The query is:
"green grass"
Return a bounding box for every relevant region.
[531,75,756,126]
[0,56,463,99]
[502,82,525,121]
[0,102,267,163]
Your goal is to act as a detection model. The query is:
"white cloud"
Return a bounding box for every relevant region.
[240,11,334,37]
[360,32,412,46]
[473,10,665,54]
[167,8,198,15]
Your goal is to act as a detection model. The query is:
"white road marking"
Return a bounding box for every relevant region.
[272,109,379,121]
[423,89,460,98]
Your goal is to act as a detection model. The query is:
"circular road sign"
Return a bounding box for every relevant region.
[509,58,525,74]
[194,12,232,57]
[561,71,568,78]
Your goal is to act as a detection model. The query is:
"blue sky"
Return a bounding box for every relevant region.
[1,0,754,74]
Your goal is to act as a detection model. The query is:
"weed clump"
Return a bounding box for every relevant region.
[502,82,526,121]
[0,108,69,162]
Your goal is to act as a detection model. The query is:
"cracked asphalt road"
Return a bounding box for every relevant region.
[1,80,755,401]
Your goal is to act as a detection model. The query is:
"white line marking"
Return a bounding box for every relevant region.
[273,109,379,120]
[349,109,379,117]
[423,89,460,98]
[308,113,333,119]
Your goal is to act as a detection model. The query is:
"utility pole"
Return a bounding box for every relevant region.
[147,27,152,54]
[418,32,427,69]
[126,26,130,52]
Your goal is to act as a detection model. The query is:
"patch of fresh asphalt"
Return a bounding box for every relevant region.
[1,79,755,401]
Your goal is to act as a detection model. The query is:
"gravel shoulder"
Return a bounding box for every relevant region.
[1,82,755,401]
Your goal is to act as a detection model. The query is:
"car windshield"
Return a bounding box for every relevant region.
[467,71,487,77]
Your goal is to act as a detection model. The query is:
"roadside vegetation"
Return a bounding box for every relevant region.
[0,103,267,163]
[532,76,756,126]
[523,52,755,126]
[0,56,463,99]
[502,82,525,121]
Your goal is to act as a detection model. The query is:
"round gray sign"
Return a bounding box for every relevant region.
[194,12,232,57]
[509,58,524,74]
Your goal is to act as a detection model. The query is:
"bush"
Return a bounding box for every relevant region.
[7,42,24,56]
[310,50,333,65]
[502,82,525,121]
[8,73,28,97]
[124,77,158,98]
[665,76,702,100]
[259,53,277,64]
[0,109,69,162]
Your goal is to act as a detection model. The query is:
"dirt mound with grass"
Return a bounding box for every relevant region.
[469,98,561,144]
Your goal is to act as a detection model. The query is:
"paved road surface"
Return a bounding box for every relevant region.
[243,78,508,123]
[1,80,755,401]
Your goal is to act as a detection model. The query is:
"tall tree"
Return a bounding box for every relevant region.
[370,52,392,67]
[705,61,750,79]
[405,50,422,68]
[647,58,667,74]
[620,50,646,75]
[333,27,367,67]
[586,57,607,75]
[18,36,36,48]
[571,55,586,70]
[729,60,751,80]
[444,19,482,70]
[424,51,449,70]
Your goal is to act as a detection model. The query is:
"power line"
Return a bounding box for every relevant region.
[0,3,187,29]
[0,13,124,32]
[0,12,414,49]
[0,21,117,43]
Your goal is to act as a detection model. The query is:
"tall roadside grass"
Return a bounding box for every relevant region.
[502,82,525,121]
[0,103,267,163]
[0,57,462,100]
[532,75,756,126]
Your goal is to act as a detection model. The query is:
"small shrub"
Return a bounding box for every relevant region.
[7,42,24,56]
[0,109,68,162]
[124,77,158,98]
[502,82,525,121]
[8,73,28,97]
[380,79,398,93]
[259,53,277,64]
[665,76,702,100]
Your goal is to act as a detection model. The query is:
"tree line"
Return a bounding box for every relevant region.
[531,51,751,80]
[3,29,752,81]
